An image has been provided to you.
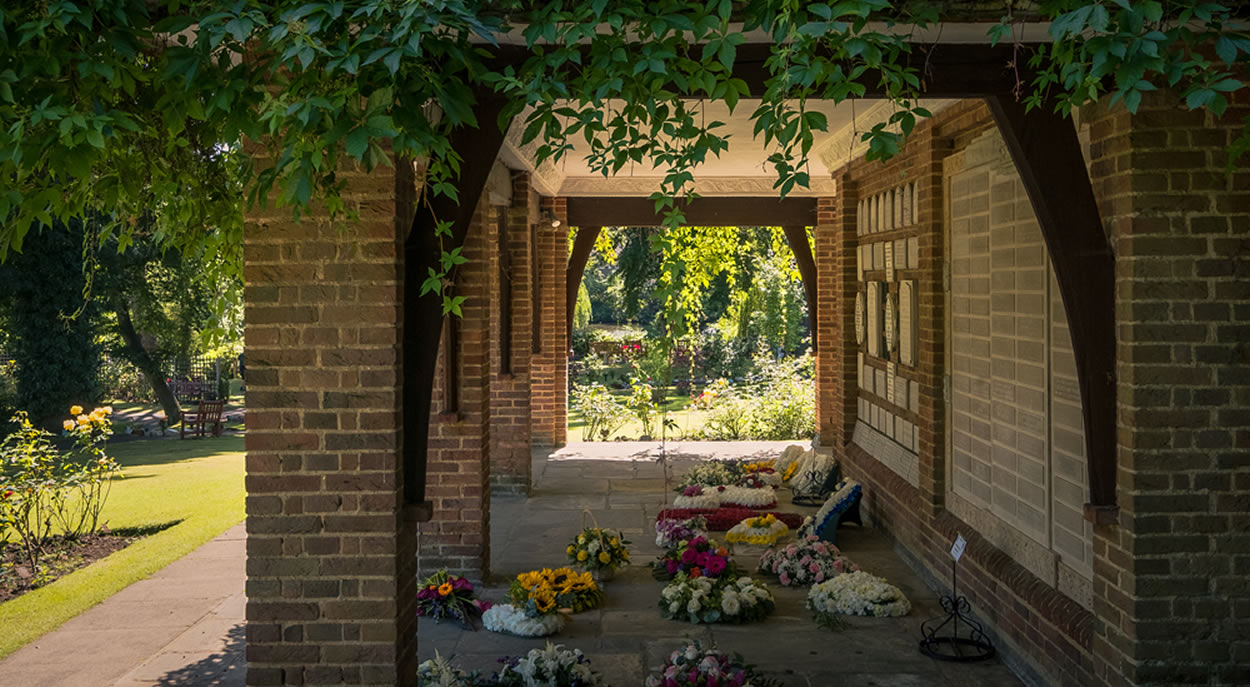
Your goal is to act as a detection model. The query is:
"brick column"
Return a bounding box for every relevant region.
[531,196,569,447]
[1086,91,1250,687]
[419,201,497,580]
[489,173,536,493]
[243,156,415,685]
[815,192,857,449]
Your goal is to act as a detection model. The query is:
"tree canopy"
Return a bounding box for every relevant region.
[1,1,1247,310]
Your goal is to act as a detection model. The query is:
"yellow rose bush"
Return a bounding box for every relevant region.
[567,527,630,574]
[0,407,119,573]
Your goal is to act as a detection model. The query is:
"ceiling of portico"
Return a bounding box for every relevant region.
[499,98,956,198]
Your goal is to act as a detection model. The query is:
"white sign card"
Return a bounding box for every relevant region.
[951,534,967,562]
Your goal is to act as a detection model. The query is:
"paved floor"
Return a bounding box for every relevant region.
[421,445,1025,687]
[1,525,245,687]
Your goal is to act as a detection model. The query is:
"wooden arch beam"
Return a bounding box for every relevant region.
[567,225,603,339]
[566,197,816,227]
[985,95,1117,517]
[781,225,819,351]
[402,94,512,507]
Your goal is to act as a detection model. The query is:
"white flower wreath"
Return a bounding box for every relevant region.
[482,603,567,637]
[807,570,912,619]
[725,513,790,546]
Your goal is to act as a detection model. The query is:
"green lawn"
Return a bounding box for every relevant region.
[567,386,711,442]
[0,434,246,659]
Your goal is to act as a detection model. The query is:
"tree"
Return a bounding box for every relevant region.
[2,1,1244,305]
[0,221,101,428]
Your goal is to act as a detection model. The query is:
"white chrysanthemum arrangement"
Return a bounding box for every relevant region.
[660,573,775,624]
[807,570,912,624]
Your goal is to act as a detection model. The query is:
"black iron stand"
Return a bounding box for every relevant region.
[919,559,996,662]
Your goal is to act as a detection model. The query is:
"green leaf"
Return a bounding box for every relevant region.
[344,128,369,159]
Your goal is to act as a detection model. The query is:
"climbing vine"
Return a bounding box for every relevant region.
[0,0,1246,312]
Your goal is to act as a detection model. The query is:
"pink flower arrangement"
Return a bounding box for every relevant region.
[652,536,737,581]
[757,535,859,587]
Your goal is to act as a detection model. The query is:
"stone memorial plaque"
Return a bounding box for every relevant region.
[894,187,904,228]
[867,281,880,357]
[902,182,913,225]
[884,292,898,355]
[907,237,919,269]
[886,362,897,403]
[894,239,906,273]
[857,199,865,235]
[873,242,884,271]
[855,291,865,345]
[885,240,895,281]
[857,244,865,280]
[875,367,887,398]
[909,183,919,225]
[899,281,916,366]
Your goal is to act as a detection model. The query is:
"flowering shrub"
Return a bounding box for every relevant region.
[567,527,630,573]
[415,570,485,628]
[655,515,707,548]
[0,407,118,571]
[660,573,775,625]
[808,571,912,625]
[757,536,859,587]
[495,643,604,687]
[725,513,789,547]
[625,377,657,438]
[645,640,771,687]
[510,567,603,614]
[688,378,731,411]
[571,382,630,441]
[651,535,736,581]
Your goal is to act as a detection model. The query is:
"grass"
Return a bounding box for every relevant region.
[0,434,246,659]
[567,385,711,442]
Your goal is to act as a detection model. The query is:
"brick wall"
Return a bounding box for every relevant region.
[530,196,569,447]
[823,101,1097,686]
[815,194,856,449]
[243,154,416,685]
[418,201,498,580]
[489,172,537,494]
[1084,90,1250,687]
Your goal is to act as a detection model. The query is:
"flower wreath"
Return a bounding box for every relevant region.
[673,484,777,510]
[511,567,603,614]
[809,479,862,536]
[676,460,742,490]
[567,526,631,572]
[660,572,775,624]
[655,515,708,548]
[482,603,566,637]
[417,652,479,687]
[646,640,770,687]
[673,485,721,509]
[758,535,859,586]
[657,508,804,532]
[651,535,737,581]
[725,513,789,546]
[495,643,605,687]
[807,570,912,624]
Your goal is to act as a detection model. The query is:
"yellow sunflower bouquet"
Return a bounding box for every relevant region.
[510,567,603,615]
[567,527,631,574]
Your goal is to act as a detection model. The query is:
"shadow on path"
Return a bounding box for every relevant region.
[154,624,245,687]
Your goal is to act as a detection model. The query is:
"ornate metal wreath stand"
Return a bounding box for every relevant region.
[919,559,997,662]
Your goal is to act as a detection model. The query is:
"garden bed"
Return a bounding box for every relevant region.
[0,526,167,603]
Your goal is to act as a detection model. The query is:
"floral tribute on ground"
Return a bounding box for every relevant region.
[757,535,858,586]
[673,484,777,510]
[660,572,775,624]
[655,515,707,548]
[511,567,603,613]
[657,508,803,532]
[567,526,631,574]
[645,640,774,687]
[808,570,912,626]
[651,535,737,582]
[415,570,487,628]
[494,643,605,687]
[725,513,789,547]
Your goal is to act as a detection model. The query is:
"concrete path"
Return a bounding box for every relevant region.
[1,524,246,687]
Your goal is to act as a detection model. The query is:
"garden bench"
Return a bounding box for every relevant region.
[180,399,225,439]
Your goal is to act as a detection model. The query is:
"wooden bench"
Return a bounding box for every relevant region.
[180,399,225,439]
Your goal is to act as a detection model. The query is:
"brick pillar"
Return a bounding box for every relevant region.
[243,156,415,685]
[531,196,569,447]
[1086,91,1250,687]
[815,192,857,449]
[489,173,536,493]
[419,201,497,580]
